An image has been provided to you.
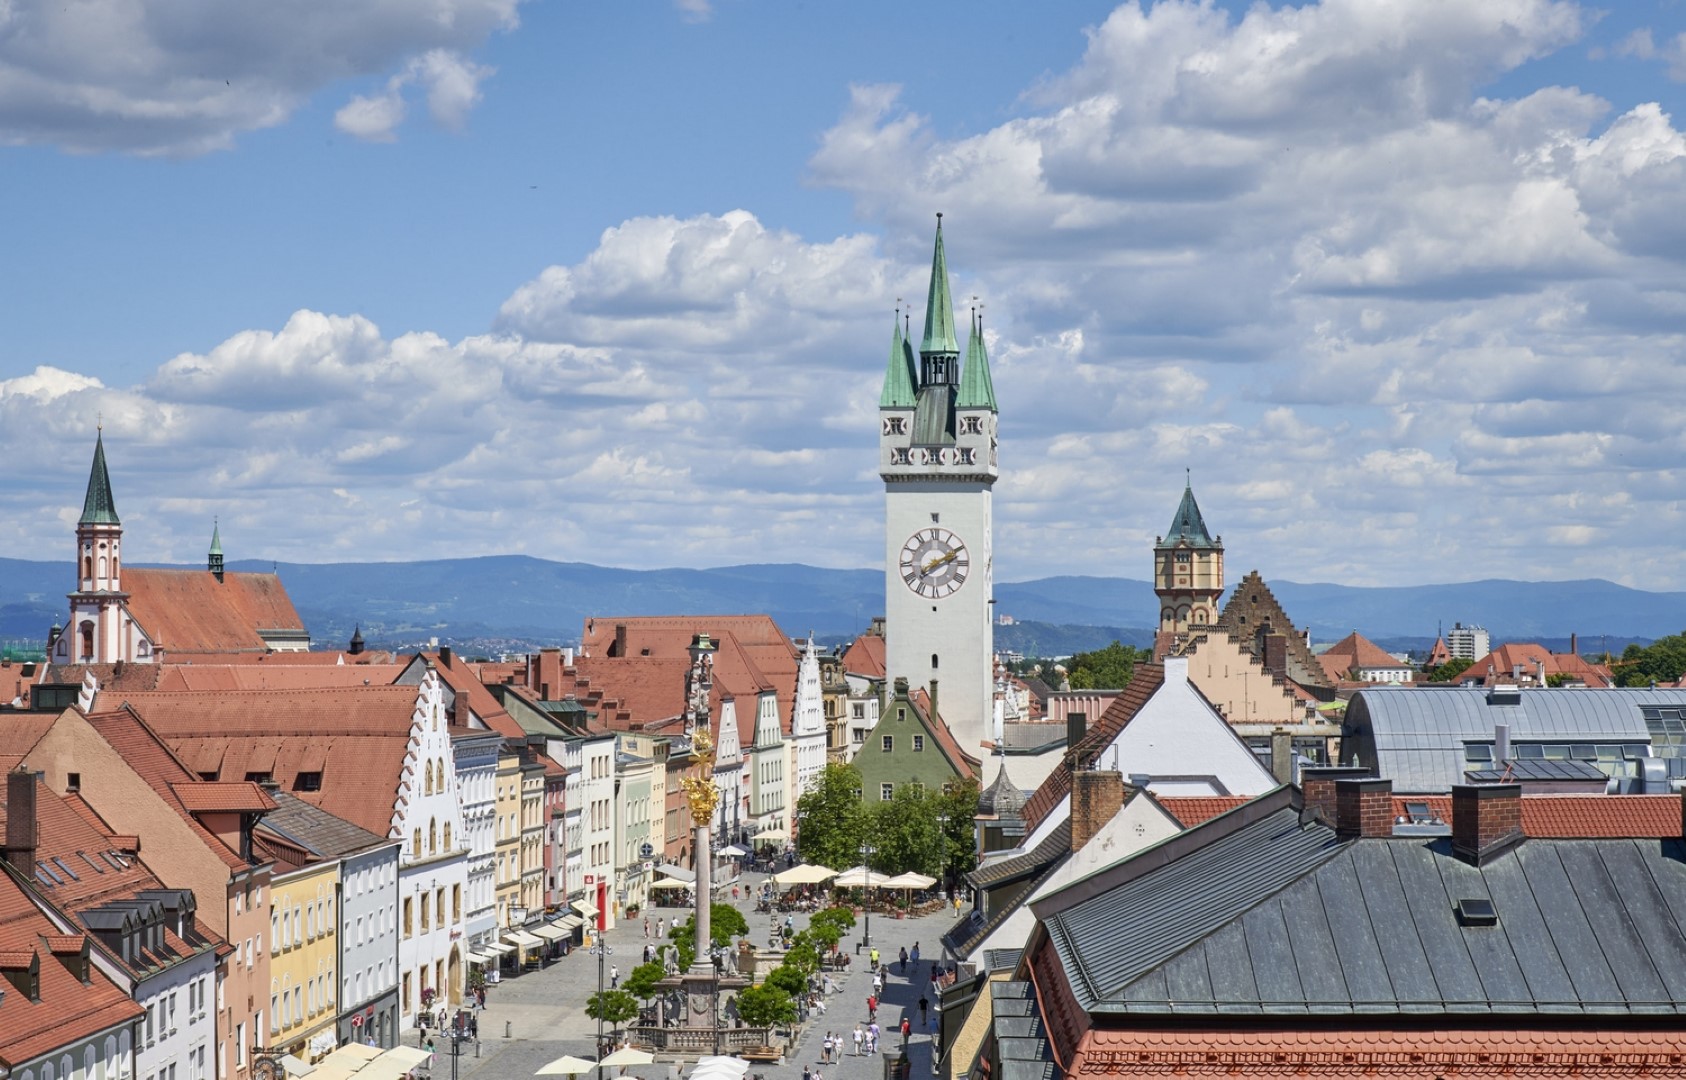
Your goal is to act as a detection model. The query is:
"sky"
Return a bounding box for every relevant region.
[2,0,1685,590]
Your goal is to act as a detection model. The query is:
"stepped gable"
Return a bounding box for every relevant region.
[1212,571,1330,690]
[123,567,308,655]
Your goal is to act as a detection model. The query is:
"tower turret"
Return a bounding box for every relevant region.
[208,520,224,582]
[65,431,131,665]
[1153,478,1224,659]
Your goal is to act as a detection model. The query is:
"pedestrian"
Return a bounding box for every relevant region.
[672,915,680,933]
[911,942,920,965]
[852,1024,863,1056]
[733,885,740,901]
[643,917,650,938]
[919,995,929,1025]
[898,946,908,974]
[953,895,962,915]
[866,994,877,1022]
[822,1033,832,1063]
[469,1014,479,1039]
[901,1016,911,1042]
[869,1021,881,1053]
[424,1038,435,1069]
[802,1065,811,1080]
[611,964,619,988]
[872,971,883,996]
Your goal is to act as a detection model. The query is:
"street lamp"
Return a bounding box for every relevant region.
[858,840,877,950]
[935,813,949,901]
[590,940,613,1079]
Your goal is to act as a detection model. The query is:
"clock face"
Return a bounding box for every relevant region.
[899,528,970,599]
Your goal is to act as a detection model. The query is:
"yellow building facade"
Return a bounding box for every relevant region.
[269,860,341,1062]
[495,751,522,929]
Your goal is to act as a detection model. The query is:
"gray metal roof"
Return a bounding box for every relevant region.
[987,981,1056,1080]
[1346,687,1686,792]
[1043,803,1686,1017]
[1465,759,1608,783]
[968,820,1069,889]
[257,792,390,859]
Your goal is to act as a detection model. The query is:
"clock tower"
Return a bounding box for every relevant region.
[880,216,997,755]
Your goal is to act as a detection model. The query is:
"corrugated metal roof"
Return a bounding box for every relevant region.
[1348,688,1686,792]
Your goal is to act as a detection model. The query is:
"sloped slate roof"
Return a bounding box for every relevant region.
[1159,485,1215,549]
[1046,803,1686,1017]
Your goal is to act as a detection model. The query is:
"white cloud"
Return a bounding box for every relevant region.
[674,0,712,24]
[0,0,519,154]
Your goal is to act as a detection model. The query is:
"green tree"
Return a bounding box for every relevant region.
[868,785,942,877]
[736,983,798,1028]
[796,762,867,870]
[585,989,639,1036]
[666,903,748,969]
[1615,632,1686,687]
[622,960,665,1003]
[934,778,981,883]
[1426,657,1474,683]
[1065,641,1142,690]
[765,963,807,997]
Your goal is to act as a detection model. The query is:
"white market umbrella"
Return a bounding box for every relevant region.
[719,844,749,857]
[881,871,936,890]
[689,1057,749,1080]
[833,865,889,888]
[648,878,689,890]
[600,1049,655,1068]
[537,1056,599,1076]
[772,863,838,887]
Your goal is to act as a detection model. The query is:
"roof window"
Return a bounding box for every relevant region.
[294,772,323,792]
[1455,897,1497,926]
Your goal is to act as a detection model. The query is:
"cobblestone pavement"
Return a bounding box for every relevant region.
[420,871,958,1080]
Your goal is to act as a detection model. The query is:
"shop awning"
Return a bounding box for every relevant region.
[572,900,600,920]
[505,929,544,947]
[657,864,696,883]
[552,914,583,931]
[531,923,570,941]
[466,948,497,963]
[484,941,516,954]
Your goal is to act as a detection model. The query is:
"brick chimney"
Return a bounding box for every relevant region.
[1070,769,1125,852]
[1262,633,1288,679]
[1452,783,1522,865]
[1269,728,1293,785]
[1300,765,1369,825]
[4,767,37,873]
[1334,777,1393,838]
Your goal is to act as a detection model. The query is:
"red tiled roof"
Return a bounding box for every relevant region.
[123,567,307,655]
[119,686,421,838]
[153,664,404,691]
[40,663,165,693]
[841,634,886,679]
[1460,642,1614,688]
[1074,1026,1686,1076]
[1392,794,1683,838]
[1319,631,1411,679]
[1022,664,1167,834]
[170,781,278,813]
[0,870,143,1065]
[422,653,525,741]
[581,616,799,734]
[83,708,252,871]
[1156,795,1251,827]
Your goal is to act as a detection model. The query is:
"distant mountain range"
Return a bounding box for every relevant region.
[2,556,1679,658]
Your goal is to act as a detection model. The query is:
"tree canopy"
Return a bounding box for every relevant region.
[1064,641,1145,690]
[795,762,867,870]
[1615,631,1686,687]
[735,983,797,1028]
[1426,657,1474,682]
[585,989,639,1029]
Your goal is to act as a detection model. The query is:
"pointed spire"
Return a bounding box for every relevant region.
[920,214,959,358]
[209,520,222,557]
[956,306,998,412]
[1163,480,1217,549]
[879,308,916,407]
[79,432,120,526]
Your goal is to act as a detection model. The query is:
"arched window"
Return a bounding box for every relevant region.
[79,621,95,661]
[424,764,433,797]
[84,1048,95,1080]
[429,818,437,854]
[412,828,421,857]
[443,822,452,850]
[82,554,92,581]
[98,556,107,579]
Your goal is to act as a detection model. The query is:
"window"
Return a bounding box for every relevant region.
[294,771,322,792]
[420,894,430,932]
[880,783,894,800]
[402,898,413,938]
[881,735,893,752]
[912,735,925,752]
[244,771,273,785]
[931,653,939,669]
[67,772,80,793]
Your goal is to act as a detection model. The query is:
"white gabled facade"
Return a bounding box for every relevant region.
[711,700,745,846]
[390,672,469,1028]
[790,638,828,805]
[744,691,785,842]
[579,732,617,928]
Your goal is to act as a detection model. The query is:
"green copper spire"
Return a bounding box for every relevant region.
[956,309,998,412]
[879,310,916,407]
[1163,481,1216,549]
[209,521,222,556]
[920,214,959,358]
[79,432,120,526]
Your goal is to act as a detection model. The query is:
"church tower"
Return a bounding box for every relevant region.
[66,432,128,664]
[1152,480,1224,658]
[880,216,997,754]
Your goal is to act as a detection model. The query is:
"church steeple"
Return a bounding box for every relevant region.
[880,309,916,408]
[919,214,960,374]
[956,307,998,412]
[80,432,119,526]
[208,520,224,582]
[1152,477,1224,659]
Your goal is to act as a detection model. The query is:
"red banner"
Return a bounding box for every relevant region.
[596,879,607,933]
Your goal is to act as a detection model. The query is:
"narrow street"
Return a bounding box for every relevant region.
[425,871,956,1080]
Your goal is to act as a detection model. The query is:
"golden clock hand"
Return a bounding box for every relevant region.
[921,549,959,574]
